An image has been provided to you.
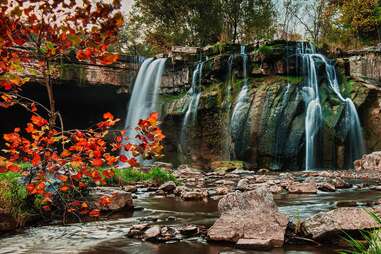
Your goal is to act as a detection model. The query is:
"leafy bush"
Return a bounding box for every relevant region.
[0,172,29,226]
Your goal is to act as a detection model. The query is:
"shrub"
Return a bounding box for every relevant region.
[0,172,29,226]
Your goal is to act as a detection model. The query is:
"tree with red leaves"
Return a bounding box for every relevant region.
[0,1,166,220]
[1,0,123,126]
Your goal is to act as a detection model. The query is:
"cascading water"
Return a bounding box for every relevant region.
[298,42,365,170]
[230,45,251,158]
[123,57,167,146]
[180,61,205,155]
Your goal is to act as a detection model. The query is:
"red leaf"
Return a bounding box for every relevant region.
[91,158,103,167]
[103,112,114,120]
[89,209,100,217]
[119,154,128,163]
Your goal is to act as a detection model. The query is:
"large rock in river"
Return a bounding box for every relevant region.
[302,207,381,240]
[207,188,288,250]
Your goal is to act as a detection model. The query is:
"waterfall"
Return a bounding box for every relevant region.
[123,57,167,142]
[230,45,250,158]
[298,42,365,170]
[180,61,205,155]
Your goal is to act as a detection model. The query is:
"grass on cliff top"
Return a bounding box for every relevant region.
[0,172,29,226]
[110,167,178,185]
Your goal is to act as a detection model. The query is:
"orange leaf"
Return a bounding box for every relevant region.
[60,185,69,192]
[57,175,68,182]
[91,158,103,167]
[103,112,114,120]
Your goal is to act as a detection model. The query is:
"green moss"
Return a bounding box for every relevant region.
[0,172,29,226]
[112,167,178,185]
[160,91,188,103]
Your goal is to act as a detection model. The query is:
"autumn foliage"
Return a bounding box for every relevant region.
[0,112,164,218]
[0,0,124,124]
[0,1,166,220]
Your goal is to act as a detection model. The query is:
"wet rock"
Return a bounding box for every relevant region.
[330,178,352,189]
[318,182,336,192]
[180,225,199,236]
[236,239,272,250]
[287,182,317,194]
[257,168,270,174]
[269,185,283,194]
[0,209,17,233]
[144,225,161,240]
[355,152,381,172]
[90,187,133,211]
[216,186,230,195]
[215,180,236,186]
[207,188,289,250]
[159,181,177,193]
[237,178,250,191]
[180,189,208,201]
[302,207,381,240]
[210,161,244,173]
[123,185,137,193]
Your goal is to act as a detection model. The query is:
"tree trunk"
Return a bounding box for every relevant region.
[45,61,57,128]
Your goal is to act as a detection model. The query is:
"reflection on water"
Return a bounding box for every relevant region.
[1,188,380,254]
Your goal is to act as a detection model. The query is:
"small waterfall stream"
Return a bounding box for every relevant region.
[299,42,365,170]
[180,61,205,155]
[123,57,167,149]
[230,45,251,159]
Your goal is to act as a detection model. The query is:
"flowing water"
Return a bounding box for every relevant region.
[123,58,167,142]
[3,187,381,254]
[298,43,365,170]
[230,46,251,159]
[180,61,205,155]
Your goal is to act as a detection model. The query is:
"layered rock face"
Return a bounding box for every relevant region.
[160,41,381,170]
[207,188,288,250]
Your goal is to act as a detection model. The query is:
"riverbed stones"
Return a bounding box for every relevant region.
[207,188,288,250]
[302,207,381,240]
[90,187,133,211]
[287,182,318,194]
[128,224,203,243]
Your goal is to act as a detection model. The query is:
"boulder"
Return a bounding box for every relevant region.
[159,181,177,193]
[302,207,381,240]
[355,152,381,171]
[287,182,317,194]
[90,187,133,211]
[207,188,289,250]
[210,161,244,173]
